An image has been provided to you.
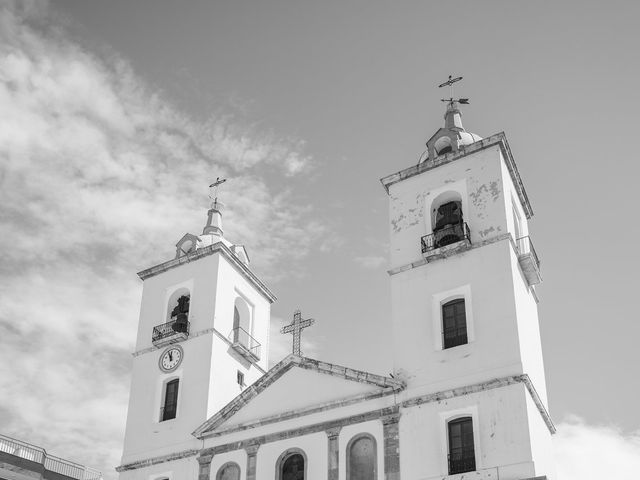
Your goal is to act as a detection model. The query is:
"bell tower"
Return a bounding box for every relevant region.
[381,81,556,480]
[118,183,275,477]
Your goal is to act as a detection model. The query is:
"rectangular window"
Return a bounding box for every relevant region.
[442,299,468,349]
[161,379,179,421]
[448,417,476,474]
[237,371,245,387]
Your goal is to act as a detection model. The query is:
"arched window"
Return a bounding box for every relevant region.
[448,417,476,474]
[276,449,306,480]
[232,297,252,344]
[442,298,467,349]
[216,462,240,480]
[347,434,377,480]
[161,378,179,421]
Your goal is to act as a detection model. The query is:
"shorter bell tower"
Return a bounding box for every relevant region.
[118,182,276,478]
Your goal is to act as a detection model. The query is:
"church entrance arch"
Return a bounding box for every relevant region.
[275,448,306,480]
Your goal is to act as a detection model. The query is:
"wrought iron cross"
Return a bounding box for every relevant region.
[438,75,469,106]
[209,177,227,208]
[280,309,315,356]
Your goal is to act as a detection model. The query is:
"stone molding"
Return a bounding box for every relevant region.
[115,448,199,472]
[401,374,556,434]
[200,406,400,457]
[194,355,404,438]
[116,375,553,472]
[387,233,511,276]
[244,443,261,455]
[137,241,276,303]
[380,132,533,219]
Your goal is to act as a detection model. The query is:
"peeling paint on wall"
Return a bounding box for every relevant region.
[390,195,424,233]
[479,226,496,238]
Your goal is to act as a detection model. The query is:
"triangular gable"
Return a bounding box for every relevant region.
[193,355,404,438]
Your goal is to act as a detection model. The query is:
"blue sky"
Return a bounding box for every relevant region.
[1,1,639,478]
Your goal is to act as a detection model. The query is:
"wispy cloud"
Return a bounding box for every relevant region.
[0,1,323,477]
[554,416,640,480]
[354,255,386,269]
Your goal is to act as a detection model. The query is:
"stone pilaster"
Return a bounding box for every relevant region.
[197,453,213,480]
[245,443,260,480]
[326,426,342,480]
[382,411,401,480]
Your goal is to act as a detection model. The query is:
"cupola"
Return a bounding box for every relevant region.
[423,100,482,162]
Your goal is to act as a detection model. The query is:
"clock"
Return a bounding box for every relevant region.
[159,345,183,372]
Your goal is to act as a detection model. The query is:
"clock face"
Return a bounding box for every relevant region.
[159,346,183,372]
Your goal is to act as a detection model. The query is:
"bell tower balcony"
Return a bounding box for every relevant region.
[421,222,471,260]
[229,326,261,362]
[516,236,542,286]
[152,318,190,347]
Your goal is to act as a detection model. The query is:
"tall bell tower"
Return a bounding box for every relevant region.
[118,186,275,478]
[381,83,556,479]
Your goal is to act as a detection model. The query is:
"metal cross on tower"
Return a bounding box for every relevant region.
[438,74,469,107]
[209,176,227,207]
[280,309,315,356]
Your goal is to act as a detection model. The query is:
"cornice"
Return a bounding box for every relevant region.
[137,242,276,303]
[380,132,533,219]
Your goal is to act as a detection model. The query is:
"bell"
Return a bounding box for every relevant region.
[435,202,462,230]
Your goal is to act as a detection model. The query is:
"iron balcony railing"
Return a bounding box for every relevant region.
[0,433,102,480]
[516,235,540,269]
[448,446,476,475]
[152,319,190,344]
[421,222,470,254]
[229,326,261,361]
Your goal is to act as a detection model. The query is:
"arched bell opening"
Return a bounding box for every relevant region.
[431,191,464,248]
[434,136,454,156]
[167,287,190,333]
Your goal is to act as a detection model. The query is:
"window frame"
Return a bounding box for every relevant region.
[431,285,474,351]
[447,416,476,475]
[438,407,481,476]
[442,298,468,349]
[161,378,179,422]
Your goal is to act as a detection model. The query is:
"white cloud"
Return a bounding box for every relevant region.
[354,255,386,269]
[0,2,324,478]
[554,416,640,480]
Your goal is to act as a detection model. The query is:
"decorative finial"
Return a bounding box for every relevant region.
[438,75,469,107]
[280,309,315,356]
[208,177,227,209]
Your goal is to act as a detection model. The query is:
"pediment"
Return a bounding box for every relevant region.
[193,355,404,438]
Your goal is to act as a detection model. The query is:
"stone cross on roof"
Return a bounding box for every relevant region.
[280,309,315,356]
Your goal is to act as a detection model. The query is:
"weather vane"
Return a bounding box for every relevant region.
[208,177,227,209]
[438,75,469,107]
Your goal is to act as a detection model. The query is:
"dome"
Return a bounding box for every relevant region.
[423,101,482,162]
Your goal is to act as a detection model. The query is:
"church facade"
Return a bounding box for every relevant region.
[116,99,556,480]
